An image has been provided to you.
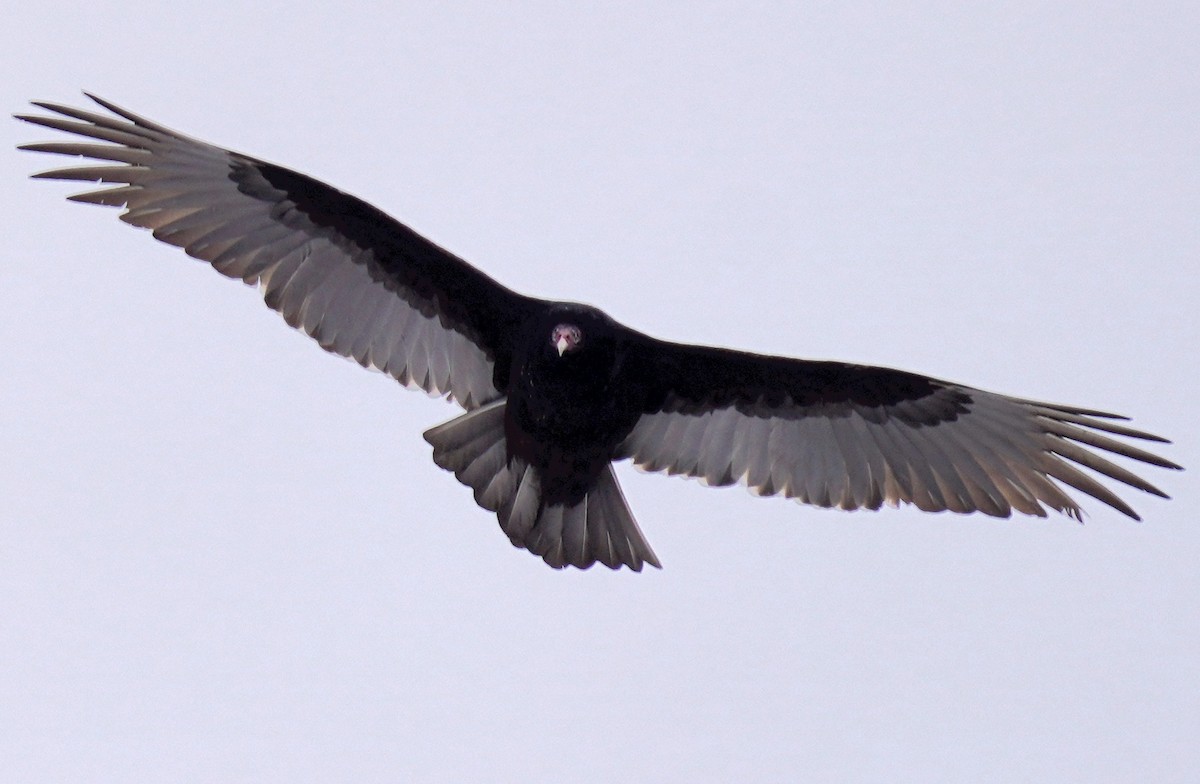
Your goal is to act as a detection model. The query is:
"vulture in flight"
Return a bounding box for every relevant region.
[17,95,1181,571]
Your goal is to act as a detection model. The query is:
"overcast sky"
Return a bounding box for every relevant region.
[2,3,1196,782]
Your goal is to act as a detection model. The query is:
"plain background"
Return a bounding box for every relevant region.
[2,4,1196,782]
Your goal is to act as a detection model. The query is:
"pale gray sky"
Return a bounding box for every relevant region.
[2,3,1196,782]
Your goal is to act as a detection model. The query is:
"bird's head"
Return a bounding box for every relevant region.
[551,323,583,357]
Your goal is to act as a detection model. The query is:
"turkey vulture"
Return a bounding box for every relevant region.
[17,94,1181,571]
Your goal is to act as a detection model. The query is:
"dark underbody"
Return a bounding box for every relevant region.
[502,306,651,506]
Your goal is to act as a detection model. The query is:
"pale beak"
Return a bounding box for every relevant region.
[555,335,570,356]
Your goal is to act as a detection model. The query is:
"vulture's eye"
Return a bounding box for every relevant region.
[551,324,583,356]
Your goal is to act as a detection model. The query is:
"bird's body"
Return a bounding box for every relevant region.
[18,95,1181,570]
[506,305,641,503]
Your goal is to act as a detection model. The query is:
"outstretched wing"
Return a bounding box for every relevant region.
[619,341,1180,520]
[18,94,538,410]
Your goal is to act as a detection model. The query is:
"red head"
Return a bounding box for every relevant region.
[551,323,583,356]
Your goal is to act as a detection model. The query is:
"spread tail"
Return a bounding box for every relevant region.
[424,401,660,570]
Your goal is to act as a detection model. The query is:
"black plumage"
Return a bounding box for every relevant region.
[17,95,1182,571]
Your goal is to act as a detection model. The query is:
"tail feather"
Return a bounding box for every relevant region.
[458,438,507,496]
[423,402,661,571]
[424,400,507,481]
[526,500,567,564]
[501,462,541,542]
[558,501,589,566]
[591,467,656,569]
[479,460,522,512]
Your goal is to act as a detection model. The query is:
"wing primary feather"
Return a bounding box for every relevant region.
[65,185,138,206]
[80,93,182,133]
[17,112,154,147]
[1046,438,1171,499]
[18,141,152,164]
[1026,406,1172,442]
[901,422,974,513]
[31,165,143,183]
[155,209,254,249]
[123,186,246,214]
[930,419,1015,517]
[1035,455,1140,520]
[1009,398,1130,420]
[1039,418,1181,469]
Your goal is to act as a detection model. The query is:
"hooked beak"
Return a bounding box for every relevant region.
[555,335,570,356]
